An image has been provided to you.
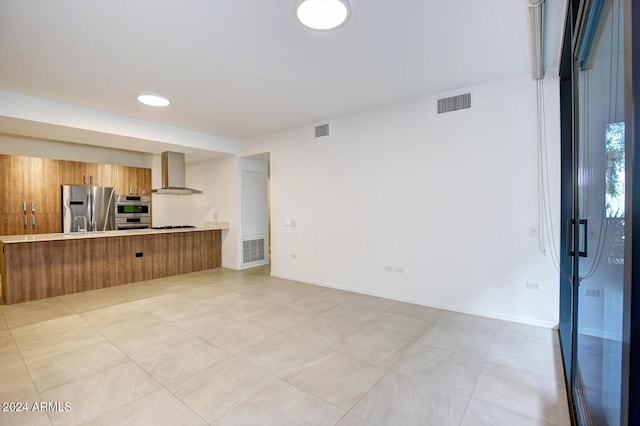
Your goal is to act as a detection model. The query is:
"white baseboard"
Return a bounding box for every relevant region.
[270,272,558,329]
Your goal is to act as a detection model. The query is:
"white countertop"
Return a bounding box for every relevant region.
[0,224,229,244]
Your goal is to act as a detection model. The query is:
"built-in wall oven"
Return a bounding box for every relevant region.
[115,195,151,230]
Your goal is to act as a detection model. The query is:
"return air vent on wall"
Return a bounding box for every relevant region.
[436,92,472,114]
[315,123,330,138]
[242,238,266,265]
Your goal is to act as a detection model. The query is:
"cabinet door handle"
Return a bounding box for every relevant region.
[24,215,28,226]
[90,175,94,185]
[83,175,87,185]
[135,186,138,195]
[32,202,36,213]
[32,215,36,226]
[23,201,27,212]
[129,186,133,194]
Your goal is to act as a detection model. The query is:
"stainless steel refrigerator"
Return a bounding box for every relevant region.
[62,185,116,233]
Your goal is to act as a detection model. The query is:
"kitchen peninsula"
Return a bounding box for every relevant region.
[0,226,226,304]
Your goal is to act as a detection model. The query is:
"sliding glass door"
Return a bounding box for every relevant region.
[573,1,625,422]
[558,0,638,423]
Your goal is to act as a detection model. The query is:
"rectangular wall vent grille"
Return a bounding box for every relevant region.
[242,238,265,264]
[315,123,330,138]
[437,93,471,114]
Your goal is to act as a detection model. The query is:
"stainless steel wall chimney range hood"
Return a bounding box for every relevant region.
[152,151,203,195]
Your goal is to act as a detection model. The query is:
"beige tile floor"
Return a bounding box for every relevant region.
[0,266,570,425]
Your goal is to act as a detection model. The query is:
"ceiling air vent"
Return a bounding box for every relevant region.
[315,123,330,138]
[436,93,472,114]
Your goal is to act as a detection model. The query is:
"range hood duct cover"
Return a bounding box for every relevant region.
[152,151,203,195]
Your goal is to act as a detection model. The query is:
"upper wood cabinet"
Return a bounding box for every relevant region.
[29,157,61,214]
[115,166,152,196]
[0,154,28,214]
[59,161,116,187]
[0,155,61,235]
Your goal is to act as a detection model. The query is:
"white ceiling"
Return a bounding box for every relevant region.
[0,0,566,151]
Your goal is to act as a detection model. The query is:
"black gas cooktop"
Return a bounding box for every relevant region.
[151,225,196,230]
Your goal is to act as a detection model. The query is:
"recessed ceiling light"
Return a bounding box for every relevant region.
[137,94,170,107]
[295,0,350,31]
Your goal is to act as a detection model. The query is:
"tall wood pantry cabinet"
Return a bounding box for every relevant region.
[0,155,61,235]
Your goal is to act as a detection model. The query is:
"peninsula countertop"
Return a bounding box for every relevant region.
[0,223,230,244]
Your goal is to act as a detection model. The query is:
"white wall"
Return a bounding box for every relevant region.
[0,134,152,167]
[175,155,240,269]
[242,73,562,327]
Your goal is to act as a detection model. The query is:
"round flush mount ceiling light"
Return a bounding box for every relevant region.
[295,0,351,31]
[137,94,171,107]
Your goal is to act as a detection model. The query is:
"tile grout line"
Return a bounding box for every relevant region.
[72,293,218,425]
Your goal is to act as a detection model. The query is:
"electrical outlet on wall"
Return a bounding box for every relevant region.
[584,288,600,297]
[526,281,540,290]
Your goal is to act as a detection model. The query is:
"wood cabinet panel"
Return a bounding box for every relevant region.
[115,165,152,195]
[0,214,28,236]
[0,155,29,214]
[60,160,117,187]
[0,156,61,235]
[1,230,222,304]
[31,213,61,234]
[136,167,152,195]
[114,165,132,195]
[1,213,59,235]
[29,157,60,214]
[2,240,64,302]
[59,160,88,186]
[87,163,116,187]
[114,166,127,195]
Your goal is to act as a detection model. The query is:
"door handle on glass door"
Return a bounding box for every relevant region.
[566,219,575,257]
[579,219,587,257]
